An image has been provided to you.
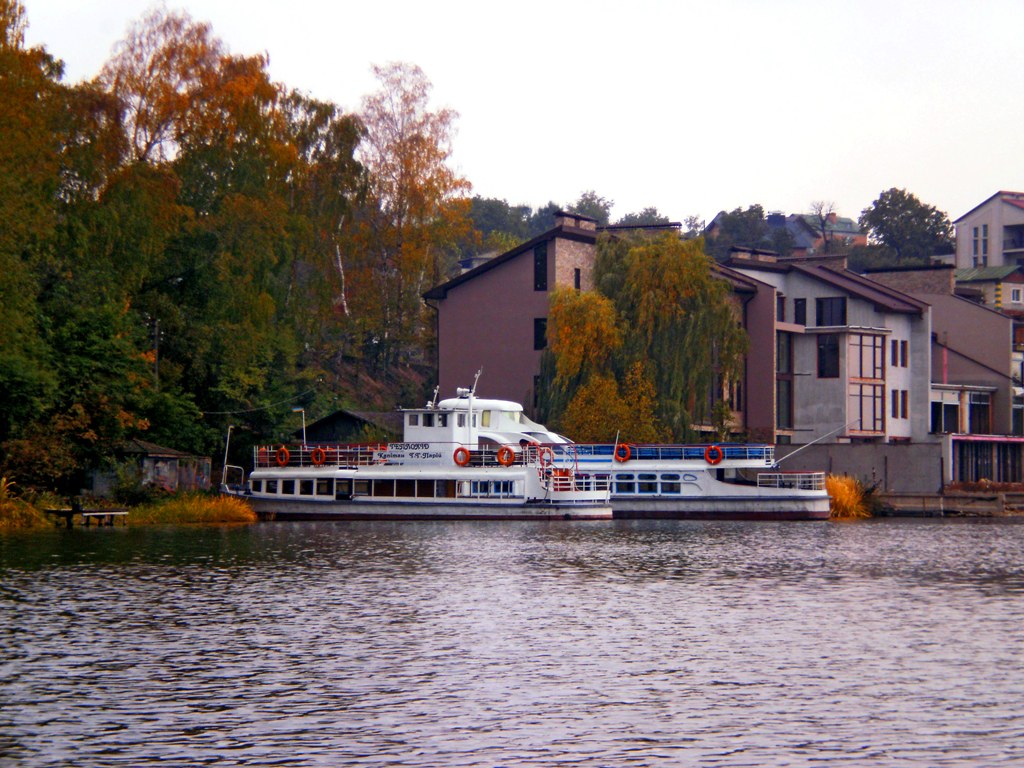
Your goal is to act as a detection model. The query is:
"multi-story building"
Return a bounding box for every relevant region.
[954,191,1024,268]
[727,251,932,445]
[424,211,601,408]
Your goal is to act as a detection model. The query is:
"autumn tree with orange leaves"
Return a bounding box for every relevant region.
[542,232,747,442]
[355,62,472,368]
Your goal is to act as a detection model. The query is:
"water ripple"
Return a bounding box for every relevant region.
[2,519,1024,766]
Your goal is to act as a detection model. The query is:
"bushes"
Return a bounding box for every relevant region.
[129,492,256,525]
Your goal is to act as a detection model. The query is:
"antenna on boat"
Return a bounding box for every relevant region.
[471,367,482,395]
[426,386,438,409]
[774,419,860,467]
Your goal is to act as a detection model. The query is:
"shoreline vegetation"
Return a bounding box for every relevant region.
[0,488,256,531]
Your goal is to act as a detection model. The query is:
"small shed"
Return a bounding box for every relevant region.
[294,410,403,443]
[91,440,212,495]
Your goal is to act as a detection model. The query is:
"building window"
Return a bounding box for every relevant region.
[1013,287,1022,304]
[901,389,908,419]
[817,334,839,378]
[969,392,991,434]
[900,340,908,367]
[891,339,898,366]
[982,224,989,257]
[533,317,547,350]
[849,334,884,379]
[776,295,785,322]
[793,298,806,326]
[891,389,899,419]
[534,243,548,291]
[931,401,959,433]
[816,297,847,326]
[777,332,793,429]
[973,226,979,257]
[849,383,884,432]
[573,268,581,290]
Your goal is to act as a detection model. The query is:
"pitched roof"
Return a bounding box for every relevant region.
[730,258,927,315]
[954,191,1024,222]
[423,223,597,301]
[955,265,1022,282]
[792,264,927,315]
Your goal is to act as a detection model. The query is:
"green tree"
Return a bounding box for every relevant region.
[570,190,612,225]
[859,187,954,263]
[615,207,672,227]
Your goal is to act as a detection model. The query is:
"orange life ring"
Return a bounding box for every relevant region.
[705,445,724,465]
[497,445,515,466]
[453,446,471,466]
[614,443,632,463]
[538,447,554,467]
[275,446,290,467]
[311,447,326,466]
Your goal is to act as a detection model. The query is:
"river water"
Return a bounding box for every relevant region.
[2,518,1023,767]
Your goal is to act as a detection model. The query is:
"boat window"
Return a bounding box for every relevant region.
[299,479,314,495]
[266,479,278,494]
[252,479,263,493]
[353,480,370,496]
[316,479,332,496]
[282,479,295,495]
[408,414,419,426]
[438,413,448,427]
[373,479,395,497]
[437,479,456,498]
[423,414,434,427]
[396,479,416,497]
[661,473,681,480]
[336,479,352,500]
[661,480,681,494]
[507,411,522,424]
[481,411,491,427]
[614,474,635,494]
[638,473,658,494]
[416,479,435,498]
[457,413,466,427]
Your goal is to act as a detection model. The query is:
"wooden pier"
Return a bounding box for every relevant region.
[45,503,129,528]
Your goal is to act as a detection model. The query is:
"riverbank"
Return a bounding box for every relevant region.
[0,492,256,531]
[878,491,1024,517]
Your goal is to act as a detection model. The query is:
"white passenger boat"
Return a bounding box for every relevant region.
[420,393,831,521]
[221,387,612,521]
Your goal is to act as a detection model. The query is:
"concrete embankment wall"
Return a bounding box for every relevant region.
[776,442,945,494]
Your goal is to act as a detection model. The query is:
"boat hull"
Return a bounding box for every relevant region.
[609,495,831,521]
[230,493,613,521]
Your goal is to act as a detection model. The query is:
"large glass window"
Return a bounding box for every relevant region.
[817,335,840,378]
[849,334,884,379]
[816,297,847,326]
[849,383,884,432]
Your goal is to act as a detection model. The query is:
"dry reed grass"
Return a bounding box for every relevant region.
[826,474,872,520]
[130,493,256,525]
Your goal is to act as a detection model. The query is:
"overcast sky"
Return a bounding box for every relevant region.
[21,0,1024,225]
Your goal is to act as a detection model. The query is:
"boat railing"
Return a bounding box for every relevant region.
[253,443,387,469]
[561,443,776,464]
[757,471,826,491]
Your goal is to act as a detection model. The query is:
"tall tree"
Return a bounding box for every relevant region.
[598,232,748,438]
[859,188,954,263]
[357,62,472,366]
[99,7,222,164]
